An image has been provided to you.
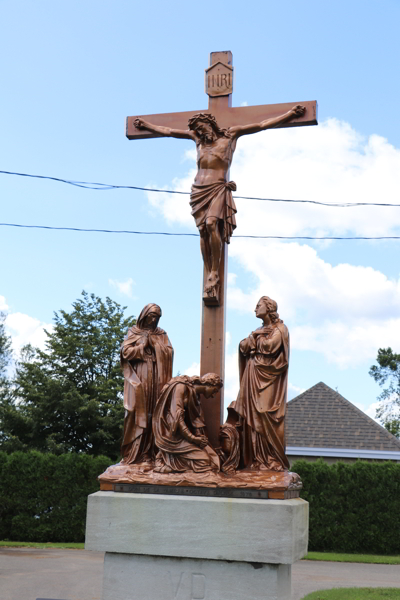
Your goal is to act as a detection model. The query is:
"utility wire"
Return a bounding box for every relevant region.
[1,222,399,240]
[1,169,400,208]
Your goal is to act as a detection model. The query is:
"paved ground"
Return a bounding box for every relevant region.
[291,560,400,600]
[0,547,399,600]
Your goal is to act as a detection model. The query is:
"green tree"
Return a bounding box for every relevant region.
[0,312,16,450]
[369,347,400,438]
[0,312,12,378]
[0,292,135,458]
[0,312,12,399]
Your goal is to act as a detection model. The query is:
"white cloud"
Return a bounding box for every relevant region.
[5,312,53,353]
[149,119,400,368]
[355,400,381,423]
[288,383,306,400]
[146,118,400,237]
[227,240,400,367]
[184,361,200,377]
[226,331,232,347]
[146,174,196,228]
[231,119,400,238]
[0,295,9,311]
[224,350,240,408]
[108,277,136,298]
[240,101,248,107]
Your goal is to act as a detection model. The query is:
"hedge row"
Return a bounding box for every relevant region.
[293,459,400,555]
[0,451,110,543]
[1,453,399,552]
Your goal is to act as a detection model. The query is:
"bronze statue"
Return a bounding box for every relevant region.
[134,106,305,297]
[227,296,290,471]
[153,373,222,473]
[120,303,173,467]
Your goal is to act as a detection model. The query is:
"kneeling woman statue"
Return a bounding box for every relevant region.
[153,373,222,473]
[227,296,290,472]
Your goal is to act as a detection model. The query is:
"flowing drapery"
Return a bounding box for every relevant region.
[228,322,290,471]
[120,304,173,464]
[153,376,220,473]
[190,180,237,244]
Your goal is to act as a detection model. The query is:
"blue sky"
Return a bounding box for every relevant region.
[1,0,400,419]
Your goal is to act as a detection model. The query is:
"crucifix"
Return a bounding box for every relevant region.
[126,51,317,447]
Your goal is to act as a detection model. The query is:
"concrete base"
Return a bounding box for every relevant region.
[85,492,308,600]
[103,553,291,600]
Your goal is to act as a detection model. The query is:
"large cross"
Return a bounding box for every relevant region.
[126,51,317,446]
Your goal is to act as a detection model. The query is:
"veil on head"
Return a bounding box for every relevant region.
[137,303,162,330]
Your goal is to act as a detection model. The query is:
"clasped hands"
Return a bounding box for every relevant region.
[195,434,209,449]
[141,333,154,355]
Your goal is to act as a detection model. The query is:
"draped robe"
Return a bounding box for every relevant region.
[120,321,173,464]
[228,322,290,471]
[153,376,220,473]
[190,180,237,244]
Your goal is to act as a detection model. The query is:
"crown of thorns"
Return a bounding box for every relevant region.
[188,113,223,132]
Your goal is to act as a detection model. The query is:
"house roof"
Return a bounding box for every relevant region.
[286,382,400,452]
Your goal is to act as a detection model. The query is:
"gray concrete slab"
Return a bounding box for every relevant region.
[0,547,399,600]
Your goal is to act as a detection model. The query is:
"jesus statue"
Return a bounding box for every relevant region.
[134,104,305,297]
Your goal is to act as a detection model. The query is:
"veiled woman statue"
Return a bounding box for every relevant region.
[153,373,222,473]
[120,303,173,466]
[227,296,290,471]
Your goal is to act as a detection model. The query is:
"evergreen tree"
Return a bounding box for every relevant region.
[0,311,12,379]
[0,312,15,449]
[0,311,12,400]
[0,292,135,457]
[369,347,400,438]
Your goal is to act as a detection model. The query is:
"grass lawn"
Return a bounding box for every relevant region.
[302,589,400,600]
[0,541,84,549]
[304,552,400,565]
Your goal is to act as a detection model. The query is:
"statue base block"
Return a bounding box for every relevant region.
[102,553,291,600]
[98,464,302,499]
[85,491,308,600]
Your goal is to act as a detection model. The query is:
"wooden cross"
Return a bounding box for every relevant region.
[126,51,318,447]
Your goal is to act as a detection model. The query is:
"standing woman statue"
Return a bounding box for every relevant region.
[227,296,290,471]
[120,303,173,466]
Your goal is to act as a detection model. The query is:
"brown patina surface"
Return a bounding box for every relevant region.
[98,463,302,493]
[126,52,318,447]
[120,304,173,465]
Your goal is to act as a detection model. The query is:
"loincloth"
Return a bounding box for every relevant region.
[190,180,237,244]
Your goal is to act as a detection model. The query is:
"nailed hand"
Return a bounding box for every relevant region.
[291,105,306,118]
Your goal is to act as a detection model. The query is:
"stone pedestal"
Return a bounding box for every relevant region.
[85,491,308,600]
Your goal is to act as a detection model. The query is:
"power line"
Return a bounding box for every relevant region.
[1,169,400,208]
[1,222,399,240]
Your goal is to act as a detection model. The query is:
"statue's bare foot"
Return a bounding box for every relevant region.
[204,271,220,293]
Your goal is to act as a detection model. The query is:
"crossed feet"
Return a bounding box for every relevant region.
[204,270,220,294]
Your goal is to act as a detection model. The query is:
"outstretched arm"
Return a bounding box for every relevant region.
[134,118,195,141]
[229,105,306,139]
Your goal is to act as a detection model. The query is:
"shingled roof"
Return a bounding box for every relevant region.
[286,381,400,452]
